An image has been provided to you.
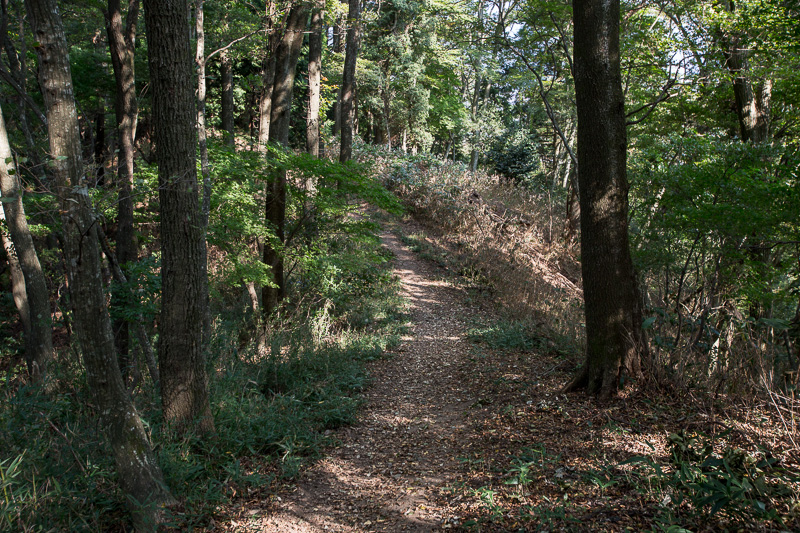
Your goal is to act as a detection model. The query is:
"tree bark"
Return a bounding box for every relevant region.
[104,0,139,377]
[2,0,47,186]
[25,0,174,527]
[257,0,279,153]
[0,219,28,334]
[332,14,344,137]
[196,0,213,342]
[564,0,646,400]
[339,0,361,163]
[306,0,323,157]
[143,0,214,435]
[221,50,235,147]
[719,1,771,143]
[0,105,53,383]
[262,1,309,316]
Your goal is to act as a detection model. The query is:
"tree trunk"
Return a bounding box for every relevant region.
[719,1,771,143]
[332,14,344,137]
[0,220,28,334]
[0,103,53,381]
[221,50,235,147]
[262,1,309,316]
[143,0,214,435]
[26,0,174,527]
[382,87,392,150]
[728,51,771,143]
[339,0,361,163]
[306,0,323,157]
[1,0,46,189]
[104,0,139,378]
[564,0,646,401]
[93,105,106,185]
[196,0,213,342]
[0,105,53,384]
[257,0,279,153]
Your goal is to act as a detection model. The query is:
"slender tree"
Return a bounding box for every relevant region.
[258,0,279,154]
[196,0,213,341]
[262,0,309,315]
[331,12,344,137]
[564,0,647,400]
[143,0,214,434]
[25,0,174,527]
[339,0,361,162]
[221,50,235,147]
[0,103,52,383]
[104,0,140,376]
[306,0,324,157]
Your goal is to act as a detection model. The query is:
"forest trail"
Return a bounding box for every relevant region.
[256,220,489,531]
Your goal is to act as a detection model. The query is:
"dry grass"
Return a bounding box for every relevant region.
[375,151,585,352]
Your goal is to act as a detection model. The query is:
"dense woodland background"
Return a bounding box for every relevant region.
[0,0,799,530]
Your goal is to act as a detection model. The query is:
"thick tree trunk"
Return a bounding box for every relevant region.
[0,105,53,383]
[339,0,361,162]
[262,1,308,316]
[306,1,323,157]
[564,0,646,400]
[728,49,771,143]
[720,2,771,143]
[26,0,174,527]
[143,0,214,435]
[105,0,139,377]
[221,50,235,147]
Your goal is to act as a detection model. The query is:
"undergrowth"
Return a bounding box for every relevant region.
[373,148,800,531]
[0,144,408,530]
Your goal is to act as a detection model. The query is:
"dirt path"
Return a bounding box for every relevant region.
[257,226,485,532]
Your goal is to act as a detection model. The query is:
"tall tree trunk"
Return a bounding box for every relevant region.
[220,50,235,147]
[564,0,646,400]
[719,1,771,143]
[332,14,344,137]
[143,0,214,435]
[257,0,279,153]
[25,0,174,527]
[0,104,53,383]
[727,44,771,143]
[104,0,139,377]
[196,0,212,341]
[306,0,323,157]
[262,1,309,316]
[339,0,361,163]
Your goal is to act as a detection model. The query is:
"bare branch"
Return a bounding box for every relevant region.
[0,64,47,125]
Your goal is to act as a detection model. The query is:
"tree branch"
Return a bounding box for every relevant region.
[206,29,262,62]
[0,65,47,125]
[625,77,678,126]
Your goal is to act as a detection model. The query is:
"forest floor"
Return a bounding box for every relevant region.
[221,215,799,532]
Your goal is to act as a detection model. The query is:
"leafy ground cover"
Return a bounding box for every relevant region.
[223,211,800,532]
[0,211,408,531]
